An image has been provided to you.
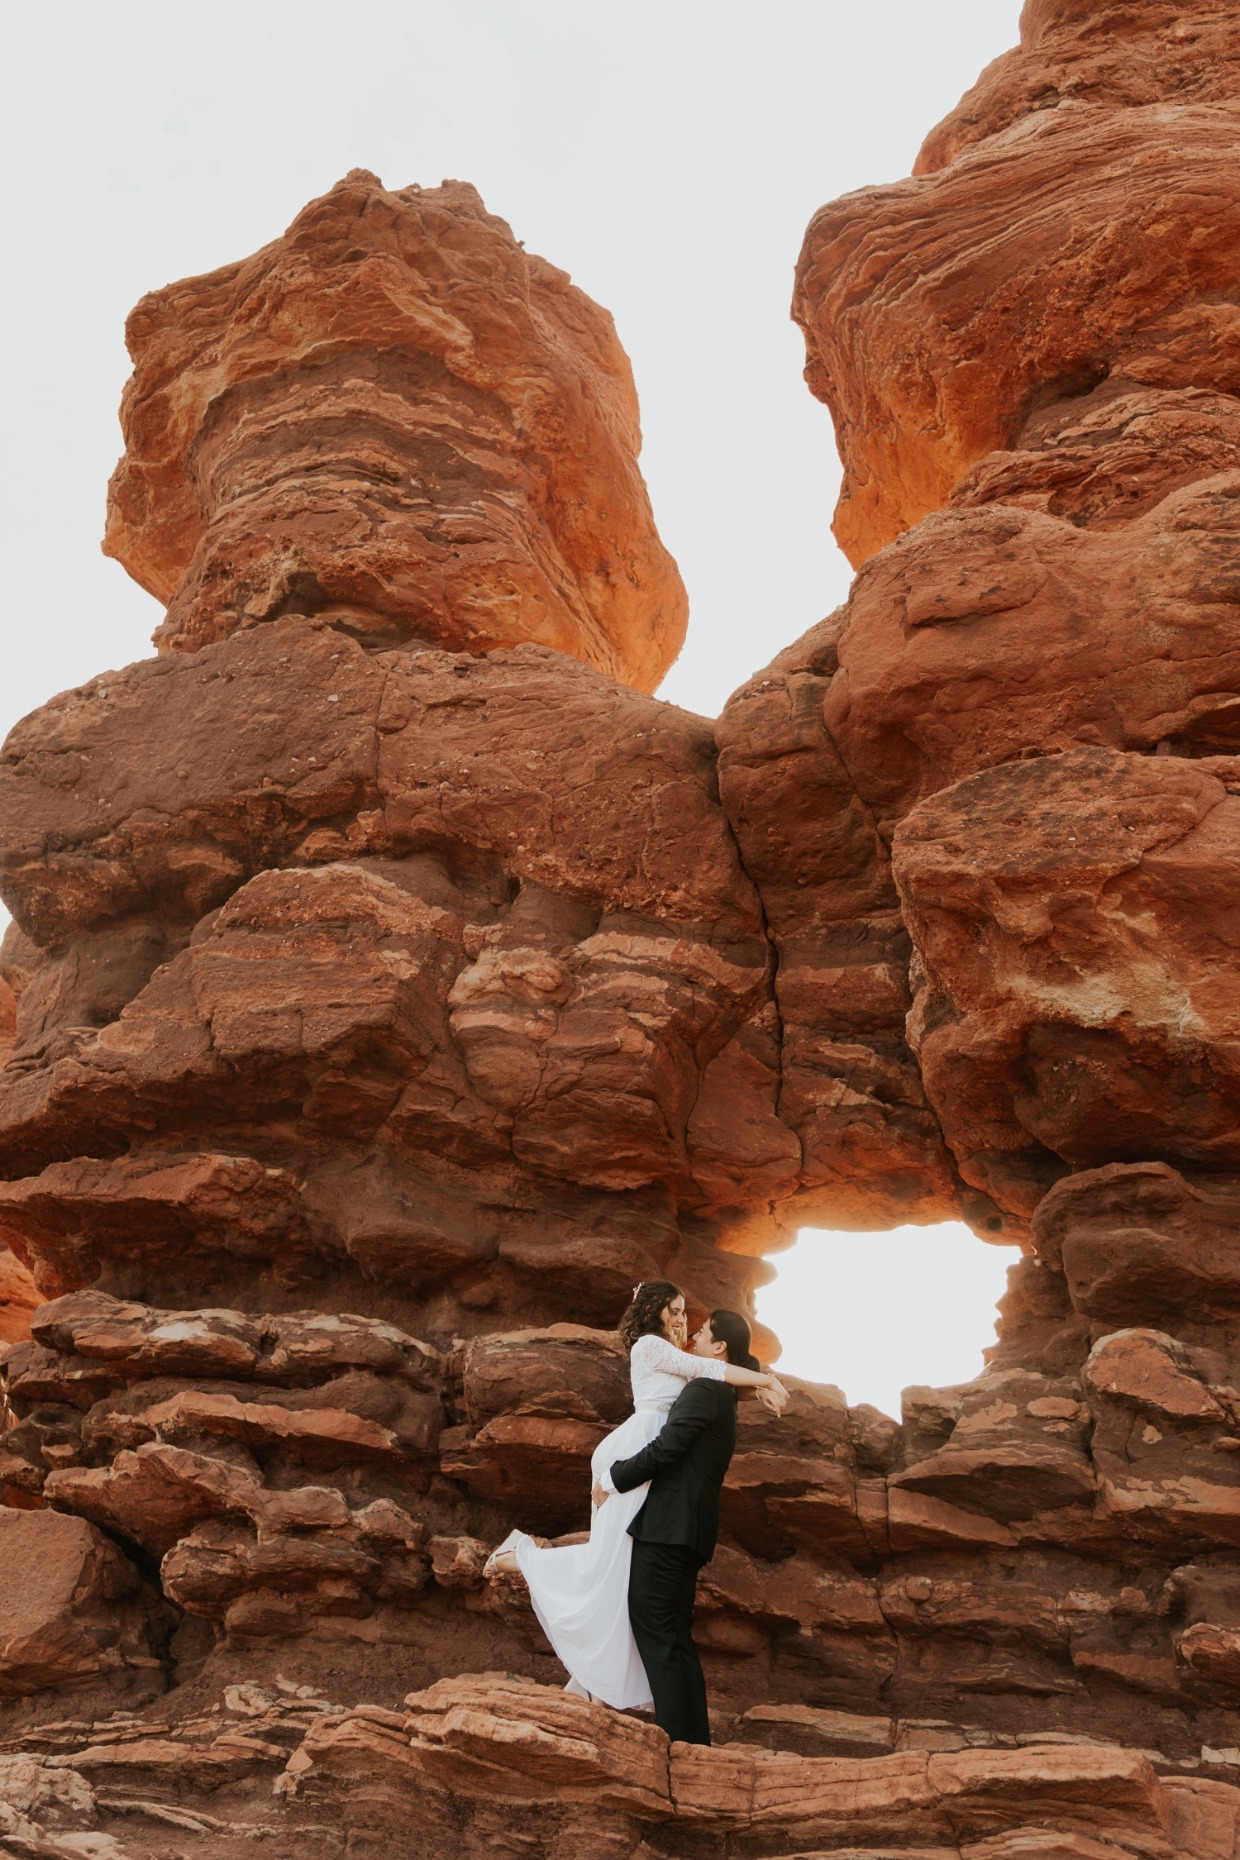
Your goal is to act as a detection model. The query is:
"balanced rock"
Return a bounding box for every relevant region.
[103,171,687,692]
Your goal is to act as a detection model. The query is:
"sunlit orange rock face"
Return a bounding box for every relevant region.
[795,0,1240,567]
[104,171,687,693]
[0,1245,38,1346]
[785,0,1240,1243]
[2,4,1240,1854]
[0,167,959,1355]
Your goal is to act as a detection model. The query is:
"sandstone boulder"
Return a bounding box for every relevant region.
[0,619,757,950]
[0,1509,160,1700]
[796,91,1240,563]
[819,485,1240,835]
[1032,1163,1240,1323]
[104,171,687,690]
[1085,1329,1240,1549]
[893,747,1240,1220]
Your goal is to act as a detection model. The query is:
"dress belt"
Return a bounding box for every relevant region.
[634,1400,673,1414]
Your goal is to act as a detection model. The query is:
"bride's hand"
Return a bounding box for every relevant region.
[591,1481,610,1507]
[758,1377,788,1417]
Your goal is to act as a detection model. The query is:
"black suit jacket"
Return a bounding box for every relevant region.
[609,1377,738,1564]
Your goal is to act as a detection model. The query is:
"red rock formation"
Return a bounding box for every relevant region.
[921,0,1240,173]
[811,491,1240,839]
[0,1245,38,1348]
[0,1510,163,1705]
[1031,1162,1240,1324]
[894,747,1240,1218]
[796,0,1240,566]
[103,171,687,693]
[2,1,1240,1853]
[293,1676,1236,1856]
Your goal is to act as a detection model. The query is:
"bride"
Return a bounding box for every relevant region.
[483,1280,785,1711]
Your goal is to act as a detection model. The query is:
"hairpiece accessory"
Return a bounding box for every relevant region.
[631,1282,643,1299]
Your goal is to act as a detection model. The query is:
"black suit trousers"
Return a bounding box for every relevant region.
[628,1539,710,1746]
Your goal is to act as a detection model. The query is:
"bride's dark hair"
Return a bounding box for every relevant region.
[618,1280,683,1353]
[708,1308,760,1372]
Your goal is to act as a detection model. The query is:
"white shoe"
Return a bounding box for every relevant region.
[563,1676,599,1704]
[483,1529,522,1580]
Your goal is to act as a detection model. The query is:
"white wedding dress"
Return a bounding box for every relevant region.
[511,1332,728,1710]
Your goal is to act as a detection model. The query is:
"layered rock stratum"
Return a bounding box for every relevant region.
[2,2,1239,1853]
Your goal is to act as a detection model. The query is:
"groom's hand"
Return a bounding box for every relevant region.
[591,1481,610,1507]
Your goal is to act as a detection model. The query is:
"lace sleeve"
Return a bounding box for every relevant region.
[630,1333,727,1382]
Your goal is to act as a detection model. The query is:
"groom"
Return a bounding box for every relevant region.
[593,1311,770,1746]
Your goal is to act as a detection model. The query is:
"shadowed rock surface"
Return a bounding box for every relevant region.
[2,2,1240,1853]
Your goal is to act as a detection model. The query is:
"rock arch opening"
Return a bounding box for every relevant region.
[757,1222,1019,1419]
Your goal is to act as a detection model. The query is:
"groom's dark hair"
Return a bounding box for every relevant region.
[708,1309,760,1372]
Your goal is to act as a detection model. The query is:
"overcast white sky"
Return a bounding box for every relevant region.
[2,1,1025,1415]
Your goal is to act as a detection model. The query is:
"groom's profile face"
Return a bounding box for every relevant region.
[691,1320,720,1358]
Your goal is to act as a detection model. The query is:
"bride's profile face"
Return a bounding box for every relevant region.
[659,1295,687,1346]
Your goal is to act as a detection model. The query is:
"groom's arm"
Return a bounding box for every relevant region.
[605,1380,716,1495]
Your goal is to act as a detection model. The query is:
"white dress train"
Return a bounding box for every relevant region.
[511,1332,728,1710]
